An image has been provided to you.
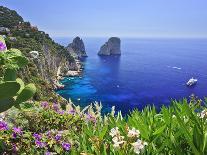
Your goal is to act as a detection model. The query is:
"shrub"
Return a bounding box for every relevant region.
[0,36,36,113]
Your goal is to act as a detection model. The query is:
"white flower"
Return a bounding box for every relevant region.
[112,136,125,148]
[200,109,207,119]
[132,139,148,154]
[127,127,140,138]
[110,127,120,137]
[113,140,125,148]
[110,127,126,149]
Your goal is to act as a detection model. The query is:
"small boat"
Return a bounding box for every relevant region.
[186,77,197,86]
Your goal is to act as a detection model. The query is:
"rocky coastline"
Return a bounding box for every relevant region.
[55,37,87,90]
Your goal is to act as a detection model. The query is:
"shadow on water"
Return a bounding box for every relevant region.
[97,55,121,74]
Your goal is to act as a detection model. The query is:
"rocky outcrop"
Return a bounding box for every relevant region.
[98,37,121,56]
[31,44,80,82]
[67,37,87,58]
[29,51,39,59]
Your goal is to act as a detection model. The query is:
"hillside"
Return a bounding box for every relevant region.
[0,6,78,101]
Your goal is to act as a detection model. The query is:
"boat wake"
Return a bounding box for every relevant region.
[167,66,182,70]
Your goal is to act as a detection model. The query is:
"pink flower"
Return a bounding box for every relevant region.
[0,121,8,131]
[0,41,6,51]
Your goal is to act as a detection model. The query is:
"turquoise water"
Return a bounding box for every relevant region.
[56,38,207,114]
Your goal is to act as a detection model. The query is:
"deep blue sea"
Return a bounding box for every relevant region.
[55,38,207,115]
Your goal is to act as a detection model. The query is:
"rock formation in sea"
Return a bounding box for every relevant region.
[98,37,121,56]
[67,37,87,58]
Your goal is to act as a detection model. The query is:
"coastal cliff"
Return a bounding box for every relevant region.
[98,37,121,55]
[0,6,79,100]
[67,36,87,58]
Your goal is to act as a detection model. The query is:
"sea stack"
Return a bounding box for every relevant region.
[67,36,87,58]
[98,37,121,56]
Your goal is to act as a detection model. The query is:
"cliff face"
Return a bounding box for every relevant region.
[98,37,121,56]
[67,37,87,58]
[0,6,78,100]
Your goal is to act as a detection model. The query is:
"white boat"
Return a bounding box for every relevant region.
[186,77,197,86]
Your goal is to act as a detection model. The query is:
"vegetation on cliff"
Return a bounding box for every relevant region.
[0,6,75,101]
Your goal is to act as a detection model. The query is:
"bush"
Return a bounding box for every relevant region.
[0,36,36,113]
[0,97,207,154]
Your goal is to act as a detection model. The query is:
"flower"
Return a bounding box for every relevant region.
[113,140,125,148]
[112,136,125,148]
[12,133,17,138]
[200,109,207,119]
[41,101,49,109]
[55,134,61,141]
[45,151,52,155]
[62,142,71,151]
[13,127,22,134]
[0,41,6,51]
[132,139,148,154]
[35,140,46,148]
[68,109,76,115]
[86,113,96,123]
[109,127,120,137]
[12,143,17,152]
[52,103,59,112]
[33,133,42,140]
[110,127,126,149]
[58,110,65,115]
[127,127,140,138]
[0,121,8,131]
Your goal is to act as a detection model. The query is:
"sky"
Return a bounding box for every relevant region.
[1,0,207,38]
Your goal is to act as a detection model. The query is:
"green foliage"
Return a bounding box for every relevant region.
[1,97,206,154]
[0,6,23,28]
[0,36,36,113]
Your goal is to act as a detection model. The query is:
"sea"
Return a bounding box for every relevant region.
[54,37,207,115]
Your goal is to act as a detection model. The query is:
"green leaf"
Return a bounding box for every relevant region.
[174,105,200,154]
[4,68,16,81]
[153,125,166,135]
[7,48,22,56]
[15,83,36,104]
[0,98,15,113]
[99,125,108,140]
[16,78,25,94]
[0,81,20,100]
[11,56,28,68]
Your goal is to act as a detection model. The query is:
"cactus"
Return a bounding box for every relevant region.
[0,81,20,100]
[0,36,36,113]
[4,68,16,81]
[0,98,15,113]
[15,83,36,104]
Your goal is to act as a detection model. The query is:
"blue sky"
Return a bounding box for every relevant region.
[1,0,207,38]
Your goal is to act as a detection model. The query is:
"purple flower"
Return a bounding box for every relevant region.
[58,110,65,115]
[41,101,49,109]
[68,109,76,115]
[86,114,96,123]
[33,133,42,140]
[12,132,17,138]
[55,134,61,141]
[0,41,6,51]
[0,121,8,131]
[12,127,22,138]
[12,143,17,152]
[45,151,52,155]
[62,142,71,151]
[52,103,59,112]
[35,140,46,148]
[13,127,22,134]
[46,131,52,138]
